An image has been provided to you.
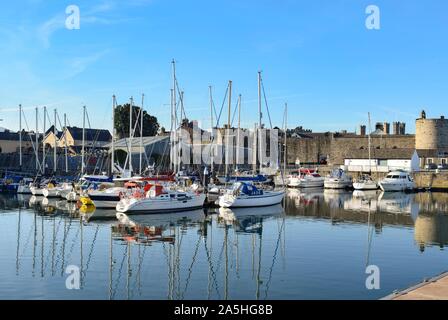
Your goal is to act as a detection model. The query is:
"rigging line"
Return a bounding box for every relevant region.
[111,242,129,300]
[175,80,187,120]
[43,216,63,271]
[215,84,229,128]
[21,110,43,173]
[230,96,240,127]
[65,221,81,263]
[261,79,273,129]
[264,219,285,300]
[203,236,221,299]
[82,224,100,280]
[131,242,148,298]
[181,234,202,300]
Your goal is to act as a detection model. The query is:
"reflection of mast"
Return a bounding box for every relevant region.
[80,217,84,288]
[109,227,113,300]
[127,242,131,300]
[256,225,262,300]
[224,224,229,300]
[16,208,21,276]
[51,216,56,276]
[207,217,213,299]
[33,212,37,277]
[366,200,374,266]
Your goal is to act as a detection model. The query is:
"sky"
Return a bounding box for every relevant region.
[0,0,447,134]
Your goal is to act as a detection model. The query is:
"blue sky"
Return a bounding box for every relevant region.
[1,0,447,133]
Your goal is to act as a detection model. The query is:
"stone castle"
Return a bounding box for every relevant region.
[287,110,448,167]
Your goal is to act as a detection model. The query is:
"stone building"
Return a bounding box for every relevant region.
[286,110,448,169]
[415,110,448,166]
[0,129,39,154]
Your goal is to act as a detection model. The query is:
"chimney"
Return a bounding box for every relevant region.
[359,125,366,136]
[399,123,406,135]
[383,122,390,135]
[392,122,400,135]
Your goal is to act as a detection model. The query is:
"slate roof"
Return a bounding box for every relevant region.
[0,130,38,141]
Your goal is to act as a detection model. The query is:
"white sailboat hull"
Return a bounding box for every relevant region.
[353,181,378,190]
[288,177,324,188]
[116,193,206,213]
[30,187,44,196]
[43,188,60,198]
[324,179,353,189]
[218,190,285,208]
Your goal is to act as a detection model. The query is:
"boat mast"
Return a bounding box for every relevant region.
[236,94,241,171]
[35,107,39,172]
[81,105,86,174]
[129,97,134,174]
[368,112,372,175]
[111,95,116,176]
[140,94,144,175]
[209,86,214,173]
[171,59,179,174]
[225,80,232,178]
[19,104,22,169]
[43,106,46,175]
[170,89,174,172]
[258,71,263,173]
[64,113,68,173]
[53,109,57,174]
[283,103,287,178]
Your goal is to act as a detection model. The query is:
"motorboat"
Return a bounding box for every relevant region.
[218,182,285,208]
[87,187,130,209]
[379,170,416,192]
[288,169,324,188]
[324,168,353,189]
[116,184,206,214]
[353,174,378,190]
[216,171,272,185]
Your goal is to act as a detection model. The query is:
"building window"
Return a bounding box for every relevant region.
[427,158,433,165]
[442,158,447,165]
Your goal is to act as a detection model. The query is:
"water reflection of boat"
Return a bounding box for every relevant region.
[113,210,205,246]
[17,194,32,208]
[378,192,419,219]
[218,204,284,234]
[323,189,352,209]
[29,196,44,206]
[82,208,119,222]
[352,190,379,200]
[415,213,448,251]
[0,194,19,210]
[292,188,324,208]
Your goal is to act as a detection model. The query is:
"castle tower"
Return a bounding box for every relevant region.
[416,111,448,151]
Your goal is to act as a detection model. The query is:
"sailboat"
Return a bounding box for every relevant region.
[324,168,353,189]
[353,113,378,190]
[218,182,284,208]
[215,78,272,185]
[116,184,206,213]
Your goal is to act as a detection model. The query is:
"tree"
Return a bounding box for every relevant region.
[114,103,160,139]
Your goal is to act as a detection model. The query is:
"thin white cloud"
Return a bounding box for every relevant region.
[37,14,66,48]
[65,50,110,79]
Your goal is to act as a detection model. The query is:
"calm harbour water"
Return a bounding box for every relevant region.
[1,189,448,300]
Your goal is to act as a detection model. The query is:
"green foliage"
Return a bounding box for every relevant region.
[114,104,160,139]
